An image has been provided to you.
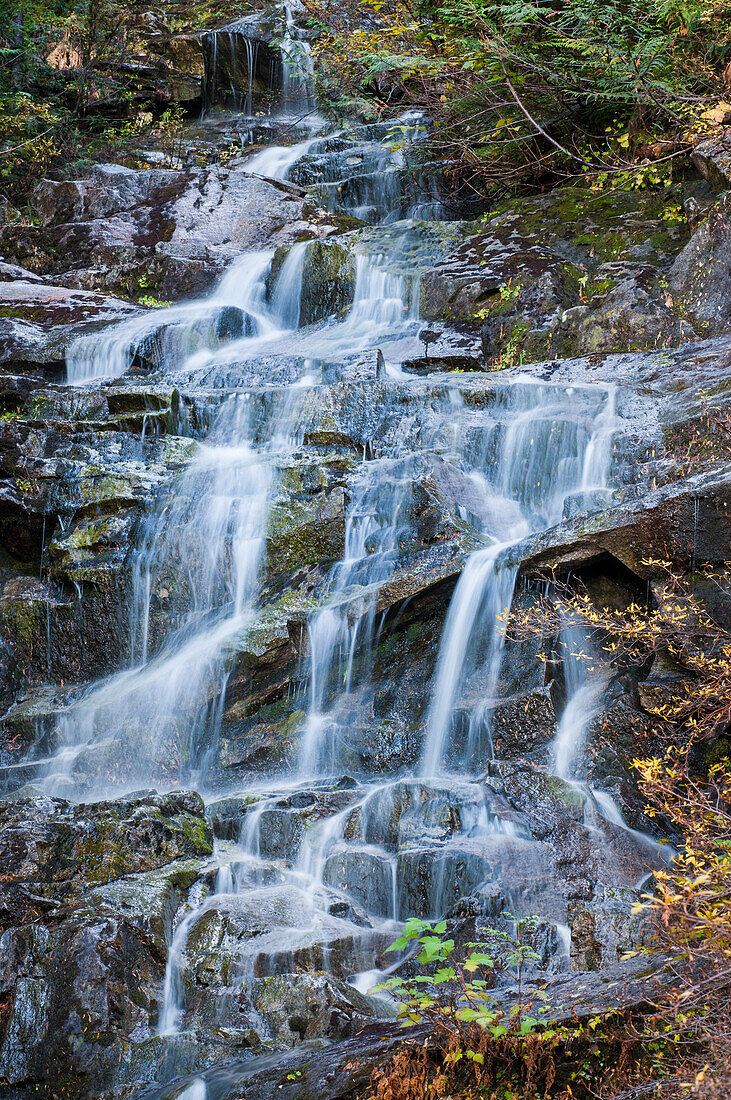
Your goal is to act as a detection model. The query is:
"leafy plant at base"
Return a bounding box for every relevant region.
[366,915,672,1098]
[377,914,545,1040]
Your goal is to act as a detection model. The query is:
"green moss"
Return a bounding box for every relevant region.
[544,773,587,812]
[1,595,45,647]
[490,184,690,269]
[176,813,213,854]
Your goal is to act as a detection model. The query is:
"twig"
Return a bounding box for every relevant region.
[1,126,57,155]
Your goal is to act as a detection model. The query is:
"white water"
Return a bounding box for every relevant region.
[281,3,315,116]
[66,250,286,386]
[177,1081,207,1100]
[419,381,618,776]
[242,138,318,180]
[421,543,521,777]
[13,29,674,1084]
[298,457,414,777]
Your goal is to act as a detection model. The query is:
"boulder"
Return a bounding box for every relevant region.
[0,789,212,1096]
[514,467,731,578]
[0,789,211,910]
[32,164,186,226]
[299,239,357,324]
[668,191,731,335]
[420,185,696,364]
[692,131,731,191]
[1,167,348,302]
[488,683,557,758]
[251,972,392,1045]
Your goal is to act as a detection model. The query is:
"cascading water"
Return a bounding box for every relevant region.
[551,618,606,781]
[298,458,416,778]
[420,381,618,776]
[5,26,674,1095]
[281,4,315,115]
[43,386,302,797]
[66,251,285,386]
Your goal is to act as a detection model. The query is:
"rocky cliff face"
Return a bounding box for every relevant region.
[1,8,731,1099]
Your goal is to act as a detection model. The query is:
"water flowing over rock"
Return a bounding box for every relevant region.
[1,11,731,1099]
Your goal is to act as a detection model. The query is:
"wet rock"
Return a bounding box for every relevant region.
[181,886,387,989]
[489,683,557,758]
[0,683,81,756]
[147,31,206,102]
[0,280,138,373]
[1,168,345,301]
[667,191,731,335]
[166,169,310,260]
[569,886,651,970]
[515,467,731,577]
[498,763,658,906]
[298,239,357,324]
[205,794,260,840]
[217,709,305,772]
[420,186,694,363]
[82,858,202,952]
[0,789,211,911]
[398,837,526,919]
[32,165,187,226]
[251,972,392,1045]
[199,16,285,112]
[322,842,396,917]
[0,909,166,1091]
[267,484,347,574]
[582,700,666,835]
[0,789,212,1096]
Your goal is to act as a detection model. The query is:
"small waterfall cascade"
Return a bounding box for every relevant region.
[66,245,305,385]
[41,372,307,797]
[201,4,313,117]
[419,381,617,776]
[201,27,274,115]
[280,3,315,115]
[298,457,416,777]
[551,618,606,781]
[549,622,672,861]
[290,112,445,222]
[420,543,522,778]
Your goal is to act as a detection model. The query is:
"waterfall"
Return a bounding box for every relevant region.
[420,544,520,777]
[298,459,414,777]
[281,4,315,115]
[66,246,305,385]
[6,43,678,1090]
[268,241,308,329]
[201,5,313,118]
[43,374,308,797]
[242,136,320,180]
[419,382,618,776]
[551,619,606,780]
